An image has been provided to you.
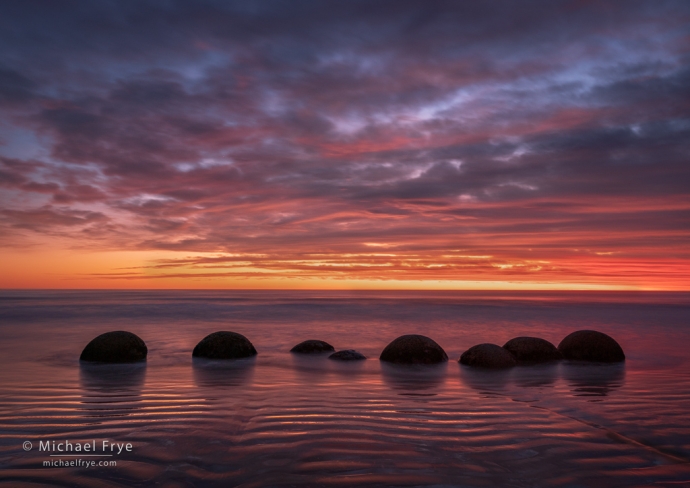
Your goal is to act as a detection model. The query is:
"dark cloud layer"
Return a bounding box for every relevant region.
[0,0,689,287]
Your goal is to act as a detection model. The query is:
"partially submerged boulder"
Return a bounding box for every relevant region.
[290,339,335,354]
[80,331,147,363]
[460,343,517,369]
[503,336,562,364]
[379,334,448,364]
[192,331,257,360]
[329,349,366,361]
[558,330,625,362]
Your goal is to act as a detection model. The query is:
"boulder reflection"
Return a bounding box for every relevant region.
[291,353,334,385]
[381,362,447,395]
[192,357,256,388]
[459,364,512,395]
[562,362,625,398]
[512,363,559,388]
[79,362,146,416]
[80,362,146,391]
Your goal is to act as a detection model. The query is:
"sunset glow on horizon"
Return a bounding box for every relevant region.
[1,1,689,290]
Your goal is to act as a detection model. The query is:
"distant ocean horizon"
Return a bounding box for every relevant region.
[1,290,689,486]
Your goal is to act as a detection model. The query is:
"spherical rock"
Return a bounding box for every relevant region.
[460,343,517,369]
[379,334,448,364]
[80,331,147,363]
[503,336,562,363]
[290,339,335,354]
[558,330,625,362]
[192,331,257,360]
[329,349,366,361]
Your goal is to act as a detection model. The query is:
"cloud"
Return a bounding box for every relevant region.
[1,205,108,231]
[0,0,688,288]
[0,66,36,105]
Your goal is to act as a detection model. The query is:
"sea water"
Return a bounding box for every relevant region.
[0,290,689,487]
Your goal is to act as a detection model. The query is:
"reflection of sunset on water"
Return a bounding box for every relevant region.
[1,290,689,485]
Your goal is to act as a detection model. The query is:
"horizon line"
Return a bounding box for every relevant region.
[1,288,688,292]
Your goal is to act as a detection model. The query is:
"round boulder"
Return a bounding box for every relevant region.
[329,350,366,361]
[460,343,517,369]
[192,331,257,360]
[290,339,335,354]
[558,330,625,362]
[379,334,448,364]
[503,336,562,363]
[80,331,147,363]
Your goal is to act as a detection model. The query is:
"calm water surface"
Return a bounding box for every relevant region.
[0,290,689,487]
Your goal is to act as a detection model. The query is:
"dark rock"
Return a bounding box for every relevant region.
[379,334,448,364]
[329,349,366,361]
[290,339,335,354]
[558,330,625,362]
[192,331,257,360]
[503,336,562,364]
[80,331,147,363]
[459,343,517,369]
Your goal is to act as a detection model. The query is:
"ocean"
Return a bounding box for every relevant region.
[1,290,689,487]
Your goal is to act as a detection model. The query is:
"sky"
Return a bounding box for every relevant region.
[0,0,689,290]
